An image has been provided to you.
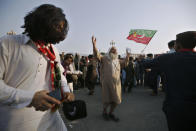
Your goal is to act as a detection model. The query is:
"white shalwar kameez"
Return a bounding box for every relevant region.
[0,34,69,131]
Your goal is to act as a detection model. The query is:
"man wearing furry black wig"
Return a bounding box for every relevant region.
[0,4,74,131]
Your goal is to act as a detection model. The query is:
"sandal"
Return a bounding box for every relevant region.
[109,113,119,122]
[102,112,110,121]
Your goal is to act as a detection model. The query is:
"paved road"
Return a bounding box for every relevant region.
[60,86,168,131]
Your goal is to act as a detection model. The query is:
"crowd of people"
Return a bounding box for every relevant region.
[60,49,165,96]
[0,3,196,131]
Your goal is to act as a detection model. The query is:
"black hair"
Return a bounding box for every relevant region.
[22,4,69,44]
[176,31,196,49]
[147,53,153,58]
[129,56,133,61]
[64,53,73,60]
[168,40,175,49]
[88,54,93,59]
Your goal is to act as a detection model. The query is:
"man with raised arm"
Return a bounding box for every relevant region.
[92,36,130,122]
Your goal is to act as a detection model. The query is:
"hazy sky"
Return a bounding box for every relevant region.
[0,0,196,55]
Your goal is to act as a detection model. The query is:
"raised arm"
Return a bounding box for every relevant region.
[92,36,102,61]
[120,49,131,68]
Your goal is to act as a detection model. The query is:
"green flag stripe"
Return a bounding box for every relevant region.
[129,29,157,37]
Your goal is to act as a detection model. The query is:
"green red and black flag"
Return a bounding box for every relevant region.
[127,29,157,45]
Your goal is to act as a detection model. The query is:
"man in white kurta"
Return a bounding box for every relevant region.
[62,54,83,92]
[0,34,70,131]
[0,4,74,131]
[92,36,130,122]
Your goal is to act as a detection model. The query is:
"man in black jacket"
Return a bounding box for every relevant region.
[142,31,196,131]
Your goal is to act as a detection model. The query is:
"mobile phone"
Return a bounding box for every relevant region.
[48,89,62,101]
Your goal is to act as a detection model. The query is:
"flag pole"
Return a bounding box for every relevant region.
[141,44,148,53]
[140,30,157,53]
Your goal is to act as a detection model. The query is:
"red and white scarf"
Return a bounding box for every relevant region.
[34,41,58,91]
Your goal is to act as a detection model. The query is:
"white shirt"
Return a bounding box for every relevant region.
[0,34,69,131]
[167,48,176,53]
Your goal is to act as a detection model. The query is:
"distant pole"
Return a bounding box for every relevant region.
[110,40,115,46]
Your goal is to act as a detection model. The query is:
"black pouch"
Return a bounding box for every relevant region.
[62,100,87,121]
[66,74,73,83]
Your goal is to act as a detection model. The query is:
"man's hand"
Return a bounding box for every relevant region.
[63,92,75,103]
[29,90,61,111]
[146,69,151,72]
[126,49,131,58]
[92,36,96,47]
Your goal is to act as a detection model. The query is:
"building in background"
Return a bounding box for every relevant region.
[7,30,16,35]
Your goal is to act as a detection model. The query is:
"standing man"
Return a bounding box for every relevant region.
[142,31,196,131]
[124,56,135,93]
[92,36,130,122]
[0,4,74,131]
[85,55,98,95]
[167,40,176,53]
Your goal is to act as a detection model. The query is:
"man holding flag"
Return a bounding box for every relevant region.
[139,31,196,131]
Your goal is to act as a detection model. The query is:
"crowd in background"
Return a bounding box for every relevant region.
[1,3,196,131]
[59,51,168,96]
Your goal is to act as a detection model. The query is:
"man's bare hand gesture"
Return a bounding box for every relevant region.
[92,36,96,47]
[126,49,131,58]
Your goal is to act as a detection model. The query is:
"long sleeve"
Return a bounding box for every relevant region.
[141,57,161,70]
[120,55,129,68]
[66,64,82,75]
[0,37,36,108]
[93,46,102,62]
[0,80,36,108]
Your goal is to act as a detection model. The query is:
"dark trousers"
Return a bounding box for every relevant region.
[126,81,134,92]
[163,105,196,131]
[86,81,95,91]
[165,113,196,131]
[151,85,158,94]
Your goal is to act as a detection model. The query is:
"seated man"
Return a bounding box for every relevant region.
[63,54,82,92]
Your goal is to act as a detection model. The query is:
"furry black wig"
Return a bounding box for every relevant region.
[22,4,69,44]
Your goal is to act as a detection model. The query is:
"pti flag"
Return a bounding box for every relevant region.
[127,29,157,45]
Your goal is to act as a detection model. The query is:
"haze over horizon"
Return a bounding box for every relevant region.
[1,0,196,55]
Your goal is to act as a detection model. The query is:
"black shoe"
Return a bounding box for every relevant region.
[150,92,158,96]
[88,92,94,95]
[128,88,132,93]
[88,90,94,95]
[109,113,119,122]
[102,113,110,121]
